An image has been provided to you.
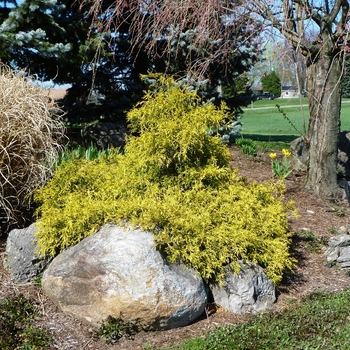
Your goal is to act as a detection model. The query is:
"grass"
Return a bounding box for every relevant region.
[236,138,294,152]
[240,97,350,143]
[161,289,350,350]
[234,137,291,154]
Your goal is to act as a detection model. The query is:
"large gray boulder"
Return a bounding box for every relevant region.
[3,223,51,282]
[210,261,276,313]
[42,224,207,330]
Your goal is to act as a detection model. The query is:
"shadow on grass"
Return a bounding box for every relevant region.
[241,134,299,143]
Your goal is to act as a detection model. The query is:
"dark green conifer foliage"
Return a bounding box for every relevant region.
[261,71,282,97]
[0,0,150,124]
[0,1,260,126]
[0,0,15,46]
[0,0,97,84]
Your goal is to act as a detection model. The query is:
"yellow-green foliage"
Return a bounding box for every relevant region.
[34,76,296,284]
[126,75,231,175]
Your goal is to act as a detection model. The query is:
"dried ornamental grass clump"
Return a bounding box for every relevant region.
[0,64,66,232]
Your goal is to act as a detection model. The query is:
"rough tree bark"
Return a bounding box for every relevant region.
[250,0,349,198]
[306,52,343,197]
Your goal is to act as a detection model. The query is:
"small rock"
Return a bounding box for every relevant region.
[210,261,276,314]
[339,226,348,234]
[328,234,350,248]
[337,246,350,263]
[3,224,51,282]
[325,247,340,262]
[339,261,350,268]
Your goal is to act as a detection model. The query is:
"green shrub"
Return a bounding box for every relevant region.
[127,75,231,175]
[34,76,296,284]
[0,64,65,232]
[0,295,52,349]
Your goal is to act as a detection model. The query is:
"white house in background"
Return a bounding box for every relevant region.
[281,86,302,98]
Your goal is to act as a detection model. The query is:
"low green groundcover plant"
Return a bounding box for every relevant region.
[93,315,140,344]
[34,75,296,284]
[235,138,258,156]
[0,295,52,350]
[166,289,350,349]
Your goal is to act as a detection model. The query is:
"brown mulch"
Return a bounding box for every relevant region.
[1,146,350,349]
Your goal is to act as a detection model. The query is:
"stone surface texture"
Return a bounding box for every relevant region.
[42,224,207,330]
[325,226,350,270]
[3,223,51,282]
[210,261,276,314]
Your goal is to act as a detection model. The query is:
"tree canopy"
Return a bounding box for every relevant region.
[0,0,16,22]
[0,0,98,84]
[261,71,282,97]
[80,0,350,197]
[0,0,151,124]
[0,0,261,125]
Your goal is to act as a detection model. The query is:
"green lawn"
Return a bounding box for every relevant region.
[162,289,350,350]
[241,98,350,143]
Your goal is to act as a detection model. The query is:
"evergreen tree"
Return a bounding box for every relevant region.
[0,1,259,125]
[0,0,15,38]
[0,0,96,84]
[261,71,281,97]
[0,0,150,124]
[140,20,260,114]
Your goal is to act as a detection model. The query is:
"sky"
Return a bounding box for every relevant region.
[6,0,22,7]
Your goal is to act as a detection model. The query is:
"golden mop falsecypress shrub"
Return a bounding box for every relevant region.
[34,76,296,284]
[126,74,231,176]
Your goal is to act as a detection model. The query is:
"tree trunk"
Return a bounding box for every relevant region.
[305,52,342,198]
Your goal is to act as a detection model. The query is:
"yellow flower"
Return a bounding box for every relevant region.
[269,153,277,159]
[282,149,291,158]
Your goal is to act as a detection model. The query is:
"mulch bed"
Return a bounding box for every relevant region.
[1,146,350,349]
